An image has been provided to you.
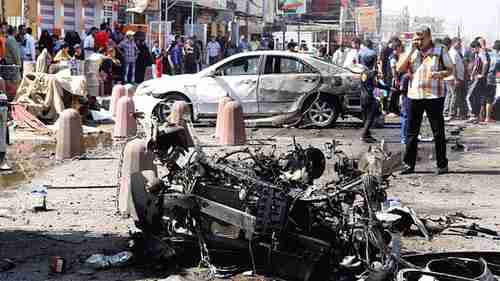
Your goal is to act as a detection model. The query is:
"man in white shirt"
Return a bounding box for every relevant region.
[332,45,347,66]
[83,27,97,59]
[444,37,466,121]
[207,37,221,65]
[22,27,36,62]
[343,38,361,68]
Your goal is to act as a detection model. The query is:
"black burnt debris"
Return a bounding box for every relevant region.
[126,125,499,281]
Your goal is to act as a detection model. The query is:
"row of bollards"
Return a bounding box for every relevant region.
[55,89,248,216]
[55,89,250,160]
[55,84,138,160]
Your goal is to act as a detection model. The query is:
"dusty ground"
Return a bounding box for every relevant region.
[1,120,500,281]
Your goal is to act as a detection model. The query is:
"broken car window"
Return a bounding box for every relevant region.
[219,56,260,76]
[264,56,314,74]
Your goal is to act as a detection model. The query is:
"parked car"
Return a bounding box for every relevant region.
[133,51,363,128]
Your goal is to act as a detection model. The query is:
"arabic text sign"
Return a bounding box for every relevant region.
[277,0,306,15]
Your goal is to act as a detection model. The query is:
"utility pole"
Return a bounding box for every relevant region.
[339,6,344,46]
[191,0,194,36]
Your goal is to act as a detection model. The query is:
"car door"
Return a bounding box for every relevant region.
[258,55,321,114]
[195,55,261,116]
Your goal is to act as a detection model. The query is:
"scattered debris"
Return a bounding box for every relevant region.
[30,184,48,212]
[0,258,15,272]
[49,256,66,273]
[84,251,133,270]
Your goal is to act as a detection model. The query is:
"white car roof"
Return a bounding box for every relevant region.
[230,50,312,59]
[199,50,322,75]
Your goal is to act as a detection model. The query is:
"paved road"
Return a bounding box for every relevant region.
[1,121,499,281]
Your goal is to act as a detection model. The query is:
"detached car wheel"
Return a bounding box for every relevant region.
[306,97,338,128]
[157,94,190,122]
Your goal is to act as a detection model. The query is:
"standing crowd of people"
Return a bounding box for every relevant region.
[331,25,500,175]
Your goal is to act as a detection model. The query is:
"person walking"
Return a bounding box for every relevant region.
[444,37,467,121]
[118,30,138,84]
[359,66,393,143]
[207,37,221,65]
[5,26,21,67]
[397,26,454,175]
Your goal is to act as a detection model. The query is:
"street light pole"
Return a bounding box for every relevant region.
[191,0,195,36]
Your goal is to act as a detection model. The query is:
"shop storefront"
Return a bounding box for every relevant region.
[38,0,56,33]
[63,0,78,32]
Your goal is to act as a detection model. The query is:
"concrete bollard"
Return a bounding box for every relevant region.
[169,101,194,146]
[215,96,233,140]
[55,109,84,160]
[124,84,136,97]
[169,100,189,125]
[119,139,158,216]
[114,96,137,139]
[110,84,125,117]
[218,101,246,146]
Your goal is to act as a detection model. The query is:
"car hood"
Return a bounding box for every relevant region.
[136,74,200,96]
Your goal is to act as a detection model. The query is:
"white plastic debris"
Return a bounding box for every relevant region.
[85,251,133,269]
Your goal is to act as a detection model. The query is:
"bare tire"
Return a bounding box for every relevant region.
[306,97,339,128]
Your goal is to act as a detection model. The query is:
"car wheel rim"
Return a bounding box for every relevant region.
[308,100,335,126]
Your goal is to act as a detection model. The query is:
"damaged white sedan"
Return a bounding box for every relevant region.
[134,51,363,128]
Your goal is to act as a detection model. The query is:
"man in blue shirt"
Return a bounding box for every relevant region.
[170,40,183,75]
[358,39,377,70]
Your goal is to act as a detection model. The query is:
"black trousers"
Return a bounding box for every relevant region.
[361,95,378,138]
[403,98,448,169]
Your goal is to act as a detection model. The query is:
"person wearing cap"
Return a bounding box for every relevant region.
[358,40,392,143]
[73,44,84,60]
[118,30,138,83]
[396,26,453,175]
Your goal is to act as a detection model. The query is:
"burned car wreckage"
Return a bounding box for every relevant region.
[124,123,500,281]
